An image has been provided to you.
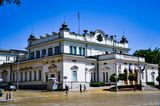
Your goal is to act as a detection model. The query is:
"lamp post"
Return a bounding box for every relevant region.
[137,56,145,91]
[16,59,19,90]
[115,74,118,92]
[115,59,118,92]
[16,52,24,90]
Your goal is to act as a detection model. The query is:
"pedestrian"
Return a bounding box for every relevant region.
[65,85,69,94]
[133,85,136,91]
[83,84,87,92]
[80,84,82,93]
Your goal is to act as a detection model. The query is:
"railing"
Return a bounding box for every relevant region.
[99,54,145,62]
[30,34,60,47]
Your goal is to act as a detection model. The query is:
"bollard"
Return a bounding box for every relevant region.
[6,93,8,100]
[9,92,11,100]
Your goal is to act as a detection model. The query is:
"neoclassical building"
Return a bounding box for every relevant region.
[0,23,159,90]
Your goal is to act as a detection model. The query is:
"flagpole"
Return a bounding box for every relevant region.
[78,12,80,34]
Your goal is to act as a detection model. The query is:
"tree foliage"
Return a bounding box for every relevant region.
[110,73,118,82]
[156,75,160,83]
[118,73,127,80]
[133,48,160,74]
[128,73,137,81]
[0,0,21,6]
[133,48,160,65]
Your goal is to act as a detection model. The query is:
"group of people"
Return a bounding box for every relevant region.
[65,84,87,94]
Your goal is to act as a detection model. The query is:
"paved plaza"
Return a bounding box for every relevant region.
[0,87,160,106]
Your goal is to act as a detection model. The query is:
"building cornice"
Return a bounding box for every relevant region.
[27,37,130,51]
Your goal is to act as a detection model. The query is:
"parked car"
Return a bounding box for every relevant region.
[4,85,16,91]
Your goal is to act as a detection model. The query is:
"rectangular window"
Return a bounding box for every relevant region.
[13,57,16,61]
[42,49,46,57]
[25,71,27,81]
[103,72,105,82]
[34,71,37,81]
[13,73,15,82]
[36,51,40,58]
[21,72,23,82]
[79,47,82,55]
[39,70,42,81]
[73,47,76,54]
[55,46,60,54]
[94,73,96,82]
[106,72,108,82]
[70,46,73,54]
[82,48,85,56]
[30,52,34,59]
[6,56,10,61]
[72,71,77,81]
[48,48,53,56]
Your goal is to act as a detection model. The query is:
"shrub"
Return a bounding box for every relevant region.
[99,82,105,86]
[110,73,118,82]
[146,82,155,86]
[90,82,105,87]
[128,73,137,81]
[156,75,160,83]
[119,73,127,80]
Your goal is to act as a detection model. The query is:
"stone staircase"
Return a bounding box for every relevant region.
[142,85,159,91]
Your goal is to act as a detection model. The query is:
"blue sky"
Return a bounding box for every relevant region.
[0,0,160,54]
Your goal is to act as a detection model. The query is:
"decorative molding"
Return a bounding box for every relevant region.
[71,65,78,70]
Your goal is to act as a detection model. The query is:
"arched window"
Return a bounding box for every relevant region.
[34,71,37,81]
[151,72,155,83]
[20,72,23,82]
[39,70,42,81]
[29,71,32,81]
[25,71,27,81]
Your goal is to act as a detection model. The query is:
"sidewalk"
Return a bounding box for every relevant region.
[69,86,112,92]
[0,98,14,102]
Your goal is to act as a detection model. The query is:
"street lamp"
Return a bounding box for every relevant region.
[115,58,118,92]
[115,74,118,92]
[137,56,145,91]
[16,61,19,90]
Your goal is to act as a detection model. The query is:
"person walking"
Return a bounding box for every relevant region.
[80,84,82,93]
[83,84,87,92]
[65,85,69,94]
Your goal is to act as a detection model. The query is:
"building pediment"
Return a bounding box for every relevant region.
[1,70,8,74]
[48,64,57,69]
[71,65,78,70]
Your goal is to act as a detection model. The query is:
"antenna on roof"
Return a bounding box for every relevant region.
[63,13,66,23]
[77,12,80,34]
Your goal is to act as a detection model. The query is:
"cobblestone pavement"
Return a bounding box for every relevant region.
[0,87,160,106]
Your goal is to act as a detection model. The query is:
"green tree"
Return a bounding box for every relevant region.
[128,73,137,81]
[110,73,118,82]
[0,0,21,6]
[133,48,160,75]
[133,48,160,65]
[156,75,160,88]
[118,73,127,81]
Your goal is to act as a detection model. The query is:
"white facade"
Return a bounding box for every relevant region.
[0,23,159,90]
[0,50,17,65]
